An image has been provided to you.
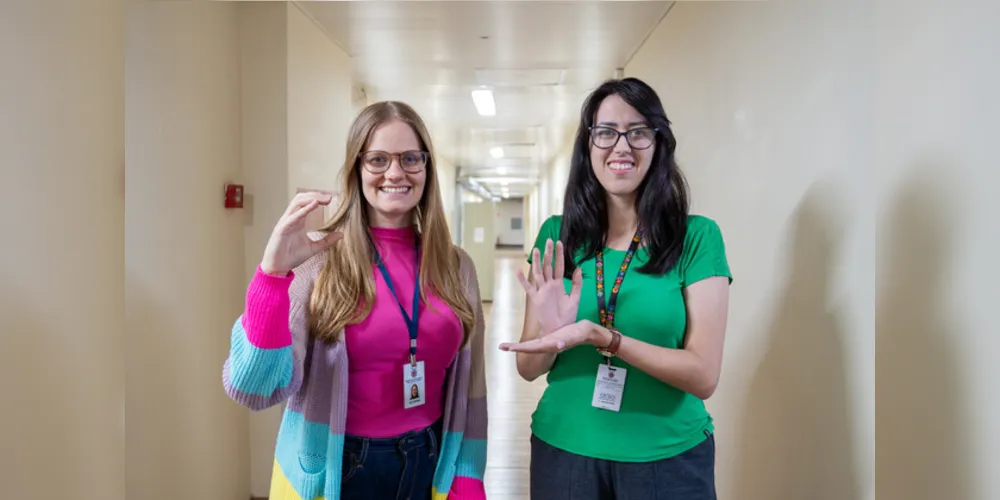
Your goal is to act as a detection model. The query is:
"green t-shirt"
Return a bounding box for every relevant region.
[527,214,733,462]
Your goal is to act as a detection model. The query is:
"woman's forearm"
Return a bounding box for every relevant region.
[515,288,559,381]
[587,322,719,399]
[515,351,557,381]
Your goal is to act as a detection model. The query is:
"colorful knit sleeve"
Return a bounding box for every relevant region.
[449,251,489,499]
[222,264,309,410]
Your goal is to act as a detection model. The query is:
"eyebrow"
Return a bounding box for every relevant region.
[596,121,648,128]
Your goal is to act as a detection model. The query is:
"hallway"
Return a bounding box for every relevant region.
[480,249,545,500]
[12,1,1000,499]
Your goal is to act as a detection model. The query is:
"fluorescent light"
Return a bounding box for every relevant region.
[489,147,504,159]
[496,167,508,175]
[472,176,535,184]
[471,89,496,116]
[501,181,509,186]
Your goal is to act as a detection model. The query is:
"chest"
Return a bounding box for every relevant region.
[344,266,463,369]
[570,252,689,349]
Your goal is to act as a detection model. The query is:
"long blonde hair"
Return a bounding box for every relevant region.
[309,101,475,346]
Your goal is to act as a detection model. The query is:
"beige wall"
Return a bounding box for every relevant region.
[527,123,577,244]
[430,126,461,240]
[436,155,459,238]
[239,4,291,495]
[287,3,353,201]
[876,1,1000,499]
[626,2,875,499]
[122,2,356,497]
[240,3,356,496]
[0,1,126,499]
[522,189,538,254]
[522,137,562,251]
[544,127,575,217]
[125,2,249,500]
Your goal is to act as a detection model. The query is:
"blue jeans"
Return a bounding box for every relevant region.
[341,419,442,500]
[529,430,717,500]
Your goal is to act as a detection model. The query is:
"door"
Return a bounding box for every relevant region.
[460,200,496,302]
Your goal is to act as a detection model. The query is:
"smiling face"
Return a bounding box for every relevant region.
[588,94,657,202]
[359,119,428,227]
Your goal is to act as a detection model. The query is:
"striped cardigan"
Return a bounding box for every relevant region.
[222,246,488,500]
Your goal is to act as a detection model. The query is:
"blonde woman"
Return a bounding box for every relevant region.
[223,101,488,500]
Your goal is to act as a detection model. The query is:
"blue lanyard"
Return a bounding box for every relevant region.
[374,238,420,366]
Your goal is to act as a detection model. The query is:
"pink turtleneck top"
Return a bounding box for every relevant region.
[343,226,464,438]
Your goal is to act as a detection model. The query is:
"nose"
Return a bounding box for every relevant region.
[612,133,632,153]
[384,158,405,179]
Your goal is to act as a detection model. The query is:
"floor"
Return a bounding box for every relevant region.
[481,248,547,500]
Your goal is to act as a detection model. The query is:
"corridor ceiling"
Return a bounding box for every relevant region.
[297,1,674,199]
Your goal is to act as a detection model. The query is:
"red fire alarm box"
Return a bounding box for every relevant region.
[224,184,244,208]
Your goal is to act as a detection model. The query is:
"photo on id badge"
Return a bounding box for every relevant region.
[403,361,426,409]
[592,364,626,412]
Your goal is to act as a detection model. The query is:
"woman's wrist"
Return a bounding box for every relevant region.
[259,261,290,277]
[584,320,614,347]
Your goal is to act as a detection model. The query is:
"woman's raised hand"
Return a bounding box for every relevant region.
[516,238,583,335]
[260,191,343,276]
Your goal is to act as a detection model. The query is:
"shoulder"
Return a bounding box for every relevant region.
[541,214,563,233]
[451,244,476,281]
[679,214,732,284]
[684,214,724,242]
[452,244,482,300]
[680,214,727,258]
[531,214,563,246]
[453,244,474,271]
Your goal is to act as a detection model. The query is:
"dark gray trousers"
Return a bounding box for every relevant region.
[529,431,717,500]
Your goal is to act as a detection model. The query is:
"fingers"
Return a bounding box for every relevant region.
[515,269,535,297]
[499,338,541,352]
[531,248,544,285]
[569,267,583,303]
[284,191,333,217]
[285,198,320,226]
[553,241,565,279]
[542,239,554,281]
[323,231,343,245]
[498,337,564,353]
[310,231,343,253]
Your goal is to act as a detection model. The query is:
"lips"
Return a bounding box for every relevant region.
[607,159,635,172]
[379,185,411,194]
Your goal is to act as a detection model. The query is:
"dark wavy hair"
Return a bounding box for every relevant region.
[560,77,690,277]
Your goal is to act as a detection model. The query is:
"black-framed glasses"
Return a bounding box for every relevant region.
[359,150,428,173]
[589,126,658,150]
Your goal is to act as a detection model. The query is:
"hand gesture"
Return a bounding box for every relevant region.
[517,238,583,335]
[260,191,342,275]
[500,320,593,353]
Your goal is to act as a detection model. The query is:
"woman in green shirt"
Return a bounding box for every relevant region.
[500,77,733,499]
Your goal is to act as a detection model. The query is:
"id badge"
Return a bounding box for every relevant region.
[403,361,426,409]
[592,364,626,412]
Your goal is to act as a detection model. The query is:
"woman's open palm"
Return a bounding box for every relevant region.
[517,238,583,335]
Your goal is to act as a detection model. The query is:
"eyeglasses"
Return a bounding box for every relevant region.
[589,126,657,150]
[359,150,428,173]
